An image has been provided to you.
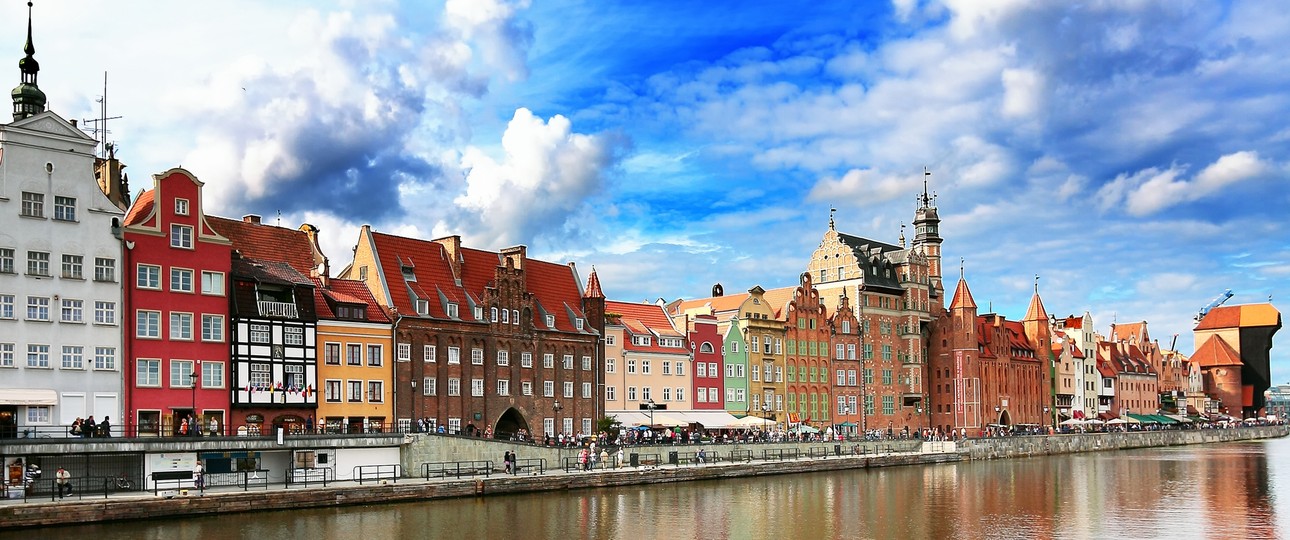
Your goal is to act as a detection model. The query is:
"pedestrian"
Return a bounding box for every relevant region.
[616,448,624,468]
[99,416,112,437]
[208,416,219,437]
[179,417,189,436]
[306,415,315,434]
[84,416,97,439]
[55,467,71,498]
[193,461,205,490]
[70,418,83,437]
[504,451,513,474]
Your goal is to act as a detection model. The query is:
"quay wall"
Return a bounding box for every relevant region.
[963,425,1290,460]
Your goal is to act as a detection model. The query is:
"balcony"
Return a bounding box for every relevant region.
[258,300,299,319]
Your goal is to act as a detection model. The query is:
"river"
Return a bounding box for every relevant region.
[6,436,1287,539]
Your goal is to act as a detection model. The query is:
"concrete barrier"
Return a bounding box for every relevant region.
[962,425,1289,460]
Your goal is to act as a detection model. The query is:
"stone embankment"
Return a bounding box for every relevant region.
[1,426,1284,529]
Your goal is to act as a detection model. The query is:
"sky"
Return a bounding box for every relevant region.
[3,0,1287,383]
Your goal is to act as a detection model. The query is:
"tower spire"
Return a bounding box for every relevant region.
[12,1,46,120]
[828,206,836,230]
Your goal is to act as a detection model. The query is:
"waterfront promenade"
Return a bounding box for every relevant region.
[1,425,1284,529]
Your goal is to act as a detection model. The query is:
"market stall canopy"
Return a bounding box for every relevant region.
[727,415,775,428]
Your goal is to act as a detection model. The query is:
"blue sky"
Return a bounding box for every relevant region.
[3,1,1287,383]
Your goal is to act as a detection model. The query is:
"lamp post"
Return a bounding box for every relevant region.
[645,399,657,444]
[552,400,563,441]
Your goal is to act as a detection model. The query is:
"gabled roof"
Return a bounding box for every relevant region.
[123,189,155,226]
[233,258,312,286]
[1195,304,1281,330]
[1111,321,1149,344]
[1191,335,1243,367]
[313,277,391,324]
[836,232,905,292]
[606,300,686,354]
[208,216,321,276]
[365,230,589,333]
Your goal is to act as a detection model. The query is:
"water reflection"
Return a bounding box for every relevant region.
[4,438,1285,540]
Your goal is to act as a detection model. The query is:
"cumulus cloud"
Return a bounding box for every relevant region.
[451,108,616,247]
[807,168,918,206]
[1096,151,1270,216]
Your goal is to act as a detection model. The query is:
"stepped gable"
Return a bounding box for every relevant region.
[1191,335,1243,367]
[313,277,392,323]
[208,215,319,276]
[1111,321,1149,344]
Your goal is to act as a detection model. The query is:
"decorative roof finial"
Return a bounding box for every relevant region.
[959,257,965,279]
[898,222,905,248]
[919,167,932,209]
[828,206,836,230]
[12,1,46,121]
[1034,274,1040,294]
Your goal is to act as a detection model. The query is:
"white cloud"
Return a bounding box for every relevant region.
[1000,68,1043,118]
[453,108,613,247]
[1096,151,1271,216]
[807,168,916,205]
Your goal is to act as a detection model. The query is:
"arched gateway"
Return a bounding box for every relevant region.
[494,408,531,439]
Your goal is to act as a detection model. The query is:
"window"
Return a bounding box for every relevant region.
[348,380,364,402]
[448,347,460,364]
[627,359,636,374]
[367,344,383,366]
[642,387,652,401]
[201,271,225,295]
[324,343,341,365]
[837,369,845,385]
[249,324,270,343]
[170,312,193,340]
[94,301,116,324]
[448,378,461,396]
[563,381,574,398]
[574,318,584,330]
[170,360,195,387]
[663,361,671,375]
[698,363,707,378]
[424,345,436,362]
[27,251,50,276]
[21,192,44,218]
[27,406,50,424]
[501,308,509,323]
[368,381,384,402]
[606,386,616,401]
[170,224,193,248]
[0,248,12,274]
[497,379,510,396]
[472,348,484,365]
[882,395,895,415]
[491,307,498,322]
[347,344,362,366]
[545,314,556,327]
[497,350,509,366]
[25,344,49,368]
[676,362,685,376]
[137,264,160,289]
[202,361,224,387]
[606,335,616,346]
[642,360,652,375]
[91,346,115,370]
[582,356,592,371]
[94,257,115,282]
[563,355,574,370]
[250,363,271,387]
[0,343,13,367]
[284,326,303,346]
[582,382,592,398]
[543,381,554,397]
[326,380,342,402]
[175,198,190,215]
[54,196,76,221]
[61,346,84,369]
[202,314,224,341]
[137,358,160,386]
[423,377,437,396]
[882,369,893,386]
[521,352,532,368]
[61,254,83,279]
[55,298,83,323]
[135,310,162,338]
[522,381,533,396]
[563,418,575,435]
[445,302,457,318]
[606,357,615,373]
[676,387,685,401]
[472,378,484,397]
[170,268,194,292]
[397,343,411,362]
[627,386,637,401]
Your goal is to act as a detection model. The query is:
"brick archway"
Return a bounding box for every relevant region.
[493,407,531,440]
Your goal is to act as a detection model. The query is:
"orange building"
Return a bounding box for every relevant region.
[313,277,393,433]
[1192,303,1281,417]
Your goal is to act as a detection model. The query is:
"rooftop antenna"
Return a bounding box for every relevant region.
[80,72,123,158]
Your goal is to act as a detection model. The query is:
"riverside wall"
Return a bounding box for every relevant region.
[2,426,1284,529]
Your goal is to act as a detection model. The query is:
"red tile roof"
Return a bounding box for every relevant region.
[1023,292,1048,321]
[1111,322,1149,344]
[123,189,156,227]
[1063,316,1083,329]
[950,278,976,310]
[312,277,392,324]
[583,267,604,299]
[607,300,685,354]
[208,216,322,276]
[1191,335,1243,367]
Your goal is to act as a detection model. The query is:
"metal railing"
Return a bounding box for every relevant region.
[353,464,401,484]
[287,467,334,488]
[203,470,271,491]
[421,461,493,479]
[510,458,545,475]
[257,300,299,318]
[148,470,197,495]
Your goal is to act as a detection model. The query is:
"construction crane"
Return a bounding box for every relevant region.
[1195,289,1234,322]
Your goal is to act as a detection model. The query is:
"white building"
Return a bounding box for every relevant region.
[0,9,125,436]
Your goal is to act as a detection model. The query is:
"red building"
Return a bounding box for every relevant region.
[685,313,724,410]
[346,227,604,438]
[784,272,832,427]
[829,294,862,435]
[122,168,233,436]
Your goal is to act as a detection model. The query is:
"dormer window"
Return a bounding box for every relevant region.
[474,306,483,320]
[416,299,429,315]
[446,303,459,318]
[574,318,584,330]
[335,303,367,320]
[545,314,556,327]
[401,264,416,282]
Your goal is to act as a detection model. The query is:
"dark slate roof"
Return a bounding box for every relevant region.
[836,232,905,293]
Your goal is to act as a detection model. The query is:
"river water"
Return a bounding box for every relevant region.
[7,437,1288,539]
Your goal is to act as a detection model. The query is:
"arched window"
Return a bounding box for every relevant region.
[700,342,714,354]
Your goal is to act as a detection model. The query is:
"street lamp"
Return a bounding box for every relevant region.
[553,400,563,439]
[645,399,657,427]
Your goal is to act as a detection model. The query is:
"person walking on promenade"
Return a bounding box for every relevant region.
[179,417,190,437]
[193,461,205,491]
[55,467,71,498]
[99,416,112,437]
[504,451,513,474]
[85,417,97,439]
[209,417,219,437]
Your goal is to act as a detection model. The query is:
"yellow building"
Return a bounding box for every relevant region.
[312,277,394,432]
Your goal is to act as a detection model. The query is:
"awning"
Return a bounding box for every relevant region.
[0,389,57,406]
[670,410,742,429]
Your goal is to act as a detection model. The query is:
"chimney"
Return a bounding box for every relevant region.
[70,119,77,127]
[243,214,262,224]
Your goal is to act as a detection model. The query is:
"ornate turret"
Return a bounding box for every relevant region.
[12,2,46,121]
[912,167,943,294]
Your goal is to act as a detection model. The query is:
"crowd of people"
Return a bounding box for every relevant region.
[68,416,112,438]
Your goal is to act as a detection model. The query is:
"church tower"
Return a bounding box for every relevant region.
[912,168,943,300]
[11,2,46,120]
